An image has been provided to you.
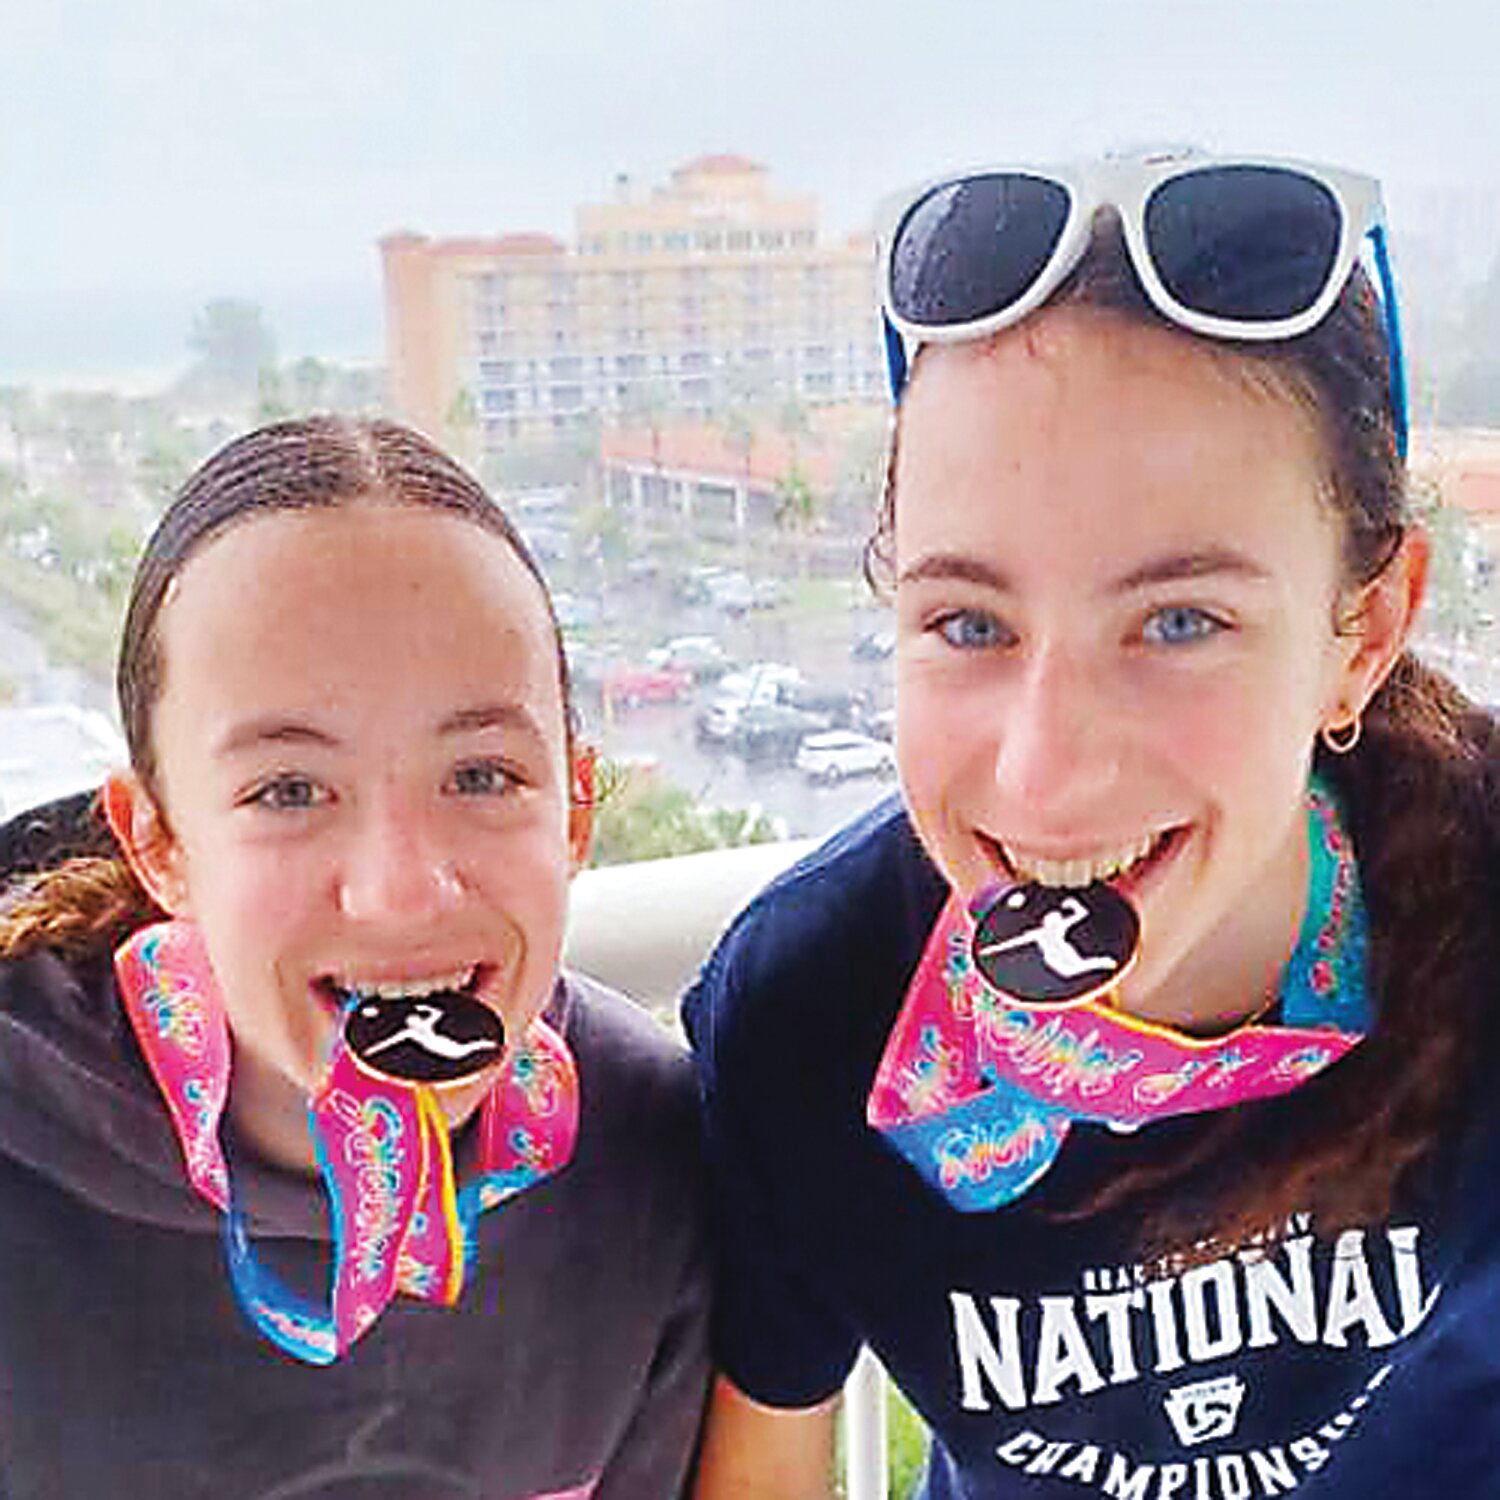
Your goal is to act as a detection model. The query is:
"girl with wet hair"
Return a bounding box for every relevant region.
[0,416,708,1498]
[685,154,1500,1497]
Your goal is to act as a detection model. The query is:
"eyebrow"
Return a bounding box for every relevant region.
[896,553,1013,591]
[215,703,545,758]
[215,719,340,758]
[896,547,1272,595]
[1109,548,1274,593]
[437,703,546,739]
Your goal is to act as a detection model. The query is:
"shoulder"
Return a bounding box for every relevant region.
[696,794,939,989]
[0,942,125,1067]
[554,971,700,1165]
[558,970,691,1092]
[683,795,945,1086]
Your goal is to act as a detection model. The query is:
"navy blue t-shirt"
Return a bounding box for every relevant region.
[683,796,1500,1498]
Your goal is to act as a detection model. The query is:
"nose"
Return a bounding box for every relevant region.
[992,644,1121,813]
[335,790,466,926]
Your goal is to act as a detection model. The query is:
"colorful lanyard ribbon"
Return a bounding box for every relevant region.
[868,779,1370,1210]
[116,920,579,1364]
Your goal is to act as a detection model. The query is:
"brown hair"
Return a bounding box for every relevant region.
[2,416,575,961]
[871,222,1500,1252]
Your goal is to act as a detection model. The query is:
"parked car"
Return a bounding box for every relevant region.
[749,577,789,610]
[851,629,896,662]
[795,730,898,784]
[601,661,694,708]
[695,663,804,744]
[729,702,833,763]
[783,681,868,730]
[552,591,603,630]
[706,570,756,614]
[674,565,731,606]
[646,634,731,681]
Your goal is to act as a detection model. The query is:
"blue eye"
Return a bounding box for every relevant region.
[245,775,329,811]
[1141,606,1221,646]
[936,610,1009,651]
[449,760,518,796]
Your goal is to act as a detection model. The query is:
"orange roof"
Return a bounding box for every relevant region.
[1448,467,1500,518]
[436,233,565,257]
[674,153,765,177]
[601,419,836,491]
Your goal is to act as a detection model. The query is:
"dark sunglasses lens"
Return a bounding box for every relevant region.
[1145,166,1343,322]
[889,173,1071,326]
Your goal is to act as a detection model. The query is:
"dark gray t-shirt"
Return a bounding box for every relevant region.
[0,948,709,1499]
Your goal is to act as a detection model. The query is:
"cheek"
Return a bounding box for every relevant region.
[178,838,329,953]
[479,821,572,932]
[1135,658,1325,806]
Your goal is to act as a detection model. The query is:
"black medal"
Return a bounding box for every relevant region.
[971,882,1139,1006]
[342,992,506,1085]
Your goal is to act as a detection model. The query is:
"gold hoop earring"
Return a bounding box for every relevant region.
[1320,713,1362,755]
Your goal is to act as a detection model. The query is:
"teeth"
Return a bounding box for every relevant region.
[1009,832,1162,888]
[344,968,477,1001]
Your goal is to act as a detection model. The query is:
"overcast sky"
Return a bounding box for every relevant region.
[4,0,1497,386]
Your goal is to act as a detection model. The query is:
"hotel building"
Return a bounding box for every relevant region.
[379,155,884,460]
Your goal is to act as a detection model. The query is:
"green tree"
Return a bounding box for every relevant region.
[256,364,291,422]
[0,386,37,491]
[286,356,332,413]
[445,385,480,467]
[184,298,278,405]
[589,773,779,867]
[773,467,818,579]
[1416,480,1492,644]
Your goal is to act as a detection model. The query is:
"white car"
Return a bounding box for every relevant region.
[794,730,897,785]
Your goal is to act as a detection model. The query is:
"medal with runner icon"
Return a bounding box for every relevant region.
[343,991,506,1084]
[970,879,1140,1005]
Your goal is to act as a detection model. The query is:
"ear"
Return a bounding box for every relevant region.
[566,744,597,874]
[101,771,191,916]
[1332,527,1430,721]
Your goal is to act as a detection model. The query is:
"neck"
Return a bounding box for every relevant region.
[228,1054,320,1175]
[1116,803,1309,1036]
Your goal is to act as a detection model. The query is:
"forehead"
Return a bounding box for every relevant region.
[154,503,562,729]
[894,309,1335,568]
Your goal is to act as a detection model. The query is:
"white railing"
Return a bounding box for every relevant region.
[565,842,892,1500]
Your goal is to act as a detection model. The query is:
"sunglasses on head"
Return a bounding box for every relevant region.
[877,150,1408,457]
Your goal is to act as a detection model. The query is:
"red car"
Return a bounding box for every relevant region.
[601,661,694,708]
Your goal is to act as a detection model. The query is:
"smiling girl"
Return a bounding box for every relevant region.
[685,153,1500,1497]
[0,418,708,1498]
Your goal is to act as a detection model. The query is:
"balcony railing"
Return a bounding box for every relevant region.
[565,841,891,1500]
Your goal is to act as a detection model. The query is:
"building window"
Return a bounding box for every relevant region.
[551,385,584,410]
[478,360,514,382]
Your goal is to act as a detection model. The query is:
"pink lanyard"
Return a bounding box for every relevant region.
[869,778,1369,1209]
[116,920,579,1363]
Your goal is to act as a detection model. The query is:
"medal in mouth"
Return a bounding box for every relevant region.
[970,878,1140,1007]
[340,989,506,1084]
